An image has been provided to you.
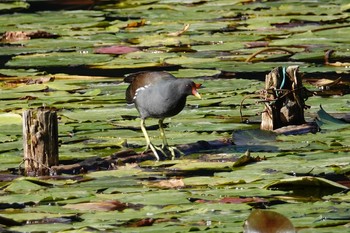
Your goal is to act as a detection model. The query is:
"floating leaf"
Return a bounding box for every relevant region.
[0,113,22,125]
[0,1,29,12]
[2,178,51,193]
[6,52,113,67]
[122,218,155,227]
[232,150,266,168]
[243,209,296,233]
[148,179,185,189]
[0,215,22,227]
[316,105,350,130]
[0,30,58,43]
[64,200,129,212]
[126,19,146,28]
[94,45,140,55]
[265,176,348,196]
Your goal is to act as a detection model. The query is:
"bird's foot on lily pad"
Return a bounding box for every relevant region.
[143,144,184,160]
[143,143,168,161]
[161,145,185,160]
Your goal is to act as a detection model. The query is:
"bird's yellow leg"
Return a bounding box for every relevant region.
[158,119,184,160]
[158,119,168,148]
[141,119,160,160]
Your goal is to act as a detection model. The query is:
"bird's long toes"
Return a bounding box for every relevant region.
[164,146,185,160]
[143,144,183,160]
[153,145,169,157]
[142,144,160,161]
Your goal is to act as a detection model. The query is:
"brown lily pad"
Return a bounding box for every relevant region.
[244,209,296,233]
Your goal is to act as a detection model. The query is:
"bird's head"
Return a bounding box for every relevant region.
[191,82,202,99]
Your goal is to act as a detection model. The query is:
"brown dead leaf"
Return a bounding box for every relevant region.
[1,31,30,42]
[243,209,296,233]
[19,96,38,100]
[124,218,155,227]
[245,41,269,48]
[309,77,342,87]
[219,196,266,204]
[232,150,266,168]
[1,31,58,42]
[127,19,146,28]
[27,30,59,39]
[326,61,350,67]
[4,77,54,87]
[167,24,190,37]
[64,200,128,212]
[27,77,55,85]
[150,178,185,189]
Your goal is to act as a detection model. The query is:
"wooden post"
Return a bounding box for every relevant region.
[23,108,59,176]
[261,66,307,130]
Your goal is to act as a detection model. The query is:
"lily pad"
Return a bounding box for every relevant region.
[6,52,113,67]
[244,209,296,233]
[0,113,22,125]
[265,176,348,196]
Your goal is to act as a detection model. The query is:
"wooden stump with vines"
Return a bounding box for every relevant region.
[23,108,59,176]
[261,66,308,130]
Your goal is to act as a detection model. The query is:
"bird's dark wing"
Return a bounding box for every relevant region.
[124,71,176,104]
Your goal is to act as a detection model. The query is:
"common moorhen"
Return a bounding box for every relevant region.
[124,71,201,160]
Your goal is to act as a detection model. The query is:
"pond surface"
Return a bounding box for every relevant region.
[0,0,350,232]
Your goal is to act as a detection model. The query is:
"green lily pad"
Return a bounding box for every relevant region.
[0,113,22,125]
[6,52,113,67]
[2,178,48,193]
[265,176,348,194]
[316,105,350,130]
[0,2,29,12]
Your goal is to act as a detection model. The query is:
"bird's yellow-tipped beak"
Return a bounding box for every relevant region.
[192,83,202,99]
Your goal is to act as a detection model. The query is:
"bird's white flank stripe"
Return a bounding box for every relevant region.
[133,84,151,100]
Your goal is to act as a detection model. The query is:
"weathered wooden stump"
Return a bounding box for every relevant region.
[261,66,307,130]
[23,108,59,176]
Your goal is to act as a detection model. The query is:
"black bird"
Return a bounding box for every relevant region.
[124,71,201,160]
